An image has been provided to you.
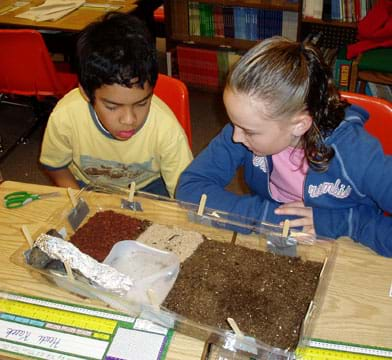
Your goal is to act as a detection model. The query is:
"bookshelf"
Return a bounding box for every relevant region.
[164,0,301,89]
[298,0,359,49]
[165,1,300,49]
[164,0,370,90]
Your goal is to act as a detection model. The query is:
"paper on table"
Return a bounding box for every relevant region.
[15,0,85,22]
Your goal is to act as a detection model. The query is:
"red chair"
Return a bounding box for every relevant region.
[154,74,192,148]
[153,5,165,23]
[0,29,77,98]
[341,91,392,155]
[0,29,78,154]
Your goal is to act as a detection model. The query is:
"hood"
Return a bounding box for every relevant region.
[326,104,370,144]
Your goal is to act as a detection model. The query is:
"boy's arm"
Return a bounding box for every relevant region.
[158,124,193,198]
[44,168,80,190]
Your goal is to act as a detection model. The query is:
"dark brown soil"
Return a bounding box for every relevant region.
[163,239,323,350]
[69,210,151,262]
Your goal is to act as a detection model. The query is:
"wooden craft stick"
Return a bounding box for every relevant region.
[282,219,290,238]
[128,182,136,202]
[64,261,74,282]
[21,225,33,248]
[197,194,207,216]
[231,231,238,245]
[67,188,77,208]
[227,317,244,339]
[147,288,160,311]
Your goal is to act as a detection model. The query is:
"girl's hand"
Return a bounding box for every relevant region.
[275,201,315,234]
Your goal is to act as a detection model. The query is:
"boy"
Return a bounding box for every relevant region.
[40,12,193,197]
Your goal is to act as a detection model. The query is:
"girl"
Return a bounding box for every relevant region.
[176,37,392,257]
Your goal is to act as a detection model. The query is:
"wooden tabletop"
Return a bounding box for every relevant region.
[0,0,138,32]
[0,180,391,359]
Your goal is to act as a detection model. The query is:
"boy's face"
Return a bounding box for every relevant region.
[90,82,153,141]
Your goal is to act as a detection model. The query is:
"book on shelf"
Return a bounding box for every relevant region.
[213,4,224,38]
[322,0,332,20]
[303,0,323,19]
[234,7,247,40]
[249,8,259,41]
[333,47,352,91]
[199,3,214,37]
[223,6,234,38]
[169,1,189,38]
[227,52,241,69]
[177,46,220,89]
[282,11,298,41]
[176,46,243,89]
[367,83,392,102]
[186,2,298,42]
[189,1,200,36]
[217,50,229,87]
[321,0,367,22]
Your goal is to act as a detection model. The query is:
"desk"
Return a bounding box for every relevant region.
[0,0,138,32]
[0,180,391,359]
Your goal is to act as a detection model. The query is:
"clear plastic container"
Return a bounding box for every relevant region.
[10,182,338,360]
[103,240,180,306]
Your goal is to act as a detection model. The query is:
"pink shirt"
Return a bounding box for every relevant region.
[269,146,309,203]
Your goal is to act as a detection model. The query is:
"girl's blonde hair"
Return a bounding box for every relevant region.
[226,36,348,171]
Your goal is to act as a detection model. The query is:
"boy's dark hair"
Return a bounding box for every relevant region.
[76,12,158,103]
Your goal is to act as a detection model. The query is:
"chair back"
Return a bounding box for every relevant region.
[0,29,77,98]
[154,74,192,147]
[341,91,392,155]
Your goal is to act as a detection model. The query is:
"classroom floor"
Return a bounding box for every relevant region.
[0,42,246,193]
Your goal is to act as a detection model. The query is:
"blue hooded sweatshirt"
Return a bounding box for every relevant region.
[176,105,392,257]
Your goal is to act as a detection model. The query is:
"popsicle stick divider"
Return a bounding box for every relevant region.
[128,182,136,202]
[197,194,207,216]
[64,261,74,282]
[147,288,160,311]
[227,317,244,339]
[67,188,77,208]
[231,231,238,245]
[282,219,290,238]
[21,225,33,248]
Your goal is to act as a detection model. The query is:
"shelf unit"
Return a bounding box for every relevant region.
[165,0,301,50]
[164,0,362,89]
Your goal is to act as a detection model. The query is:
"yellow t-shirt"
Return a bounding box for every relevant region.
[40,88,193,197]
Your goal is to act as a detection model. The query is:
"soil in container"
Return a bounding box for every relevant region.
[163,239,323,350]
[69,210,151,262]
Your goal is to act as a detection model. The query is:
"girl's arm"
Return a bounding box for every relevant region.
[176,124,295,225]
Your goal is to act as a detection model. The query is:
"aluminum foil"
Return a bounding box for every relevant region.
[35,234,134,295]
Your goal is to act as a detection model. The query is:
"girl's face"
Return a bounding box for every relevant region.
[89,82,153,141]
[223,87,306,156]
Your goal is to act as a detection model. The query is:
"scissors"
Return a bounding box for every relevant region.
[4,191,60,209]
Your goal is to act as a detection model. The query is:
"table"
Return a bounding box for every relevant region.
[0,0,138,32]
[0,180,391,359]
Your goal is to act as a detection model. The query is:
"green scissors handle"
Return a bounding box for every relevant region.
[4,191,59,209]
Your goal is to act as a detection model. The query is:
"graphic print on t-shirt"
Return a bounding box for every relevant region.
[80,155,157,187]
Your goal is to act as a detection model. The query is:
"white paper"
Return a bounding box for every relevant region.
[0,320,108,359]
[15,0,85,22]
[107,327,166,360]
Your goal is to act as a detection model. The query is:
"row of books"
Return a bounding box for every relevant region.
[302,0,375,22]
[177,46,241,89]
[176,44,364,94]
[189,2,298,41]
